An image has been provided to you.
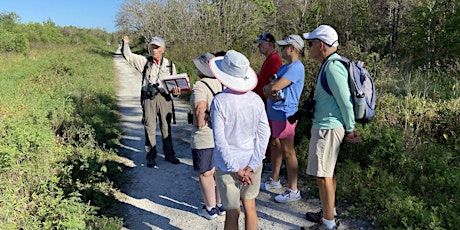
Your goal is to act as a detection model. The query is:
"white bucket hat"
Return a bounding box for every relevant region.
[193,52,215,77]
[209,50,257,93]
[302,25,339,47]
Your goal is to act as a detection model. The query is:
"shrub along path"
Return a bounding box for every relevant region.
[112,47,371,230]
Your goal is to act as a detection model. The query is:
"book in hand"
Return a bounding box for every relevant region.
[162,73,191,92]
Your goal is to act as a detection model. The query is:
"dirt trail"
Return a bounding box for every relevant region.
[112,48,371,230]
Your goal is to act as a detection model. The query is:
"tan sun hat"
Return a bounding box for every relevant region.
[193,52,215,77]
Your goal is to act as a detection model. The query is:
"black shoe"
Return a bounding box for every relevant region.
[305,210,339,226]
[165,156,180,164]
[146,158,157,168]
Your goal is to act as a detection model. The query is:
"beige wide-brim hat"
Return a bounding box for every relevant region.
[209,50,257,93]
[193,52,215,77]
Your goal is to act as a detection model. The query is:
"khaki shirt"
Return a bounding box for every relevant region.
[190,77,223,149]
[121,42,176,93]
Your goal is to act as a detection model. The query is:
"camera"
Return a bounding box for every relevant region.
[145,83,160,99]
[187,110,193,124]
[287,98,315,124]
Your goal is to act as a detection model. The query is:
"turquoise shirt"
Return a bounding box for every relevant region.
[313,53,355,132]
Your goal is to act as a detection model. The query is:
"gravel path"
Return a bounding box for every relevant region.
[112,48,372,230]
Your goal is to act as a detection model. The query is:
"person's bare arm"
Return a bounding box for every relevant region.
[194,101,207,128]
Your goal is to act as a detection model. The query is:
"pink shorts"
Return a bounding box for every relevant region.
[269,120,297,139]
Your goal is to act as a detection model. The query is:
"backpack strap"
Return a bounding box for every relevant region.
[320,56,350,95]
[200,80,223,115]
[200,80,218,96]
[200,78,224,95]
[167,60,173,75]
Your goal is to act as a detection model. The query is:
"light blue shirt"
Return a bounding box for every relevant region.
[211,89,270,172]
[267,60,305,120]
[313,53,355,132]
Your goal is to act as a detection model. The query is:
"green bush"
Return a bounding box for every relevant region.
[0,42,122,229]
[0,31,29,53]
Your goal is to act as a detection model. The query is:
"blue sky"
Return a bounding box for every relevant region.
[0,0,122,32]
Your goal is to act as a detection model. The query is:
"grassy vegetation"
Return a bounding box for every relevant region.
[295,51,460,229]
[0,42,123,229]
[1,9,459,229]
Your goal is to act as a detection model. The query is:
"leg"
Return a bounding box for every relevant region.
[270,137,282,181]
[279,138,298,191]
[316,176,335,220]
[142,98,158,166]
[199,168,217,208]
[214,172,222,204]
[156,94,178,162]
[224,209,240,230]
[241,198,257,230]
[215,170,242,230]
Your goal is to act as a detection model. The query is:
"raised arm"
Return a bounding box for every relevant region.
[120,35,147,73]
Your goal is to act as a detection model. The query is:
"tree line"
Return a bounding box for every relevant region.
[116,0,460,70]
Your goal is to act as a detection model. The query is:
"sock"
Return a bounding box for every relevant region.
[206,205,214,211]
[322,217,336,229]
[216,203,222,208]
[290,189,298,194]
[334,207,338,216]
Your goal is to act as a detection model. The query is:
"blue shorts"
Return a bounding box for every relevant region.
[192,148,215,174]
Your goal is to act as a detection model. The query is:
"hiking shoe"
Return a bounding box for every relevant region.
[216,205,226,216]
[305,210,339,225]
[260,177,282,190]
[274,189,301,203]
[301,220,338,230]
[146,158,157,168]
[165,156,180,164]
[197,205,217,220]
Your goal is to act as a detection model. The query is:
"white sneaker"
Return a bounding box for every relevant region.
[260,177,282,191]
[275,189,301,203]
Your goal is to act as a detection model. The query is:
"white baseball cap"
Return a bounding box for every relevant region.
[276,34,304,50]
[302,25,339,47]
[148,36,165,48]
[209,50,257,93]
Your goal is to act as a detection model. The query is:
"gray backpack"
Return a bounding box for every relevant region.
[321,56,376,123]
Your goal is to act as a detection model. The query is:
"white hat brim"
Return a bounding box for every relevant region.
[209,56,258,93]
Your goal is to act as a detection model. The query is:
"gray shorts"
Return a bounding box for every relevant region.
[216,166,262,210]
[192,148,214,174]
[307,127,345,178]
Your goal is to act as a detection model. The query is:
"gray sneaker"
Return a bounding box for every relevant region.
[260,177,282,190]
[274,189,301,203]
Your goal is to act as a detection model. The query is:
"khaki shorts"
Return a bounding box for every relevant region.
[307,127,344,178]
[216,165,262,210]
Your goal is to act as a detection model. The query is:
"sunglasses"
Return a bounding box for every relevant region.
[280,45,290,50]
[151,45,161,50]
[258,33,273,42]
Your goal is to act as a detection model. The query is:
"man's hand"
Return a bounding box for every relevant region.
[172,86,181,96]
[345,128,362,144]
[263,83,276,99]
[122,35,130,43]
[234,167,254,185]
